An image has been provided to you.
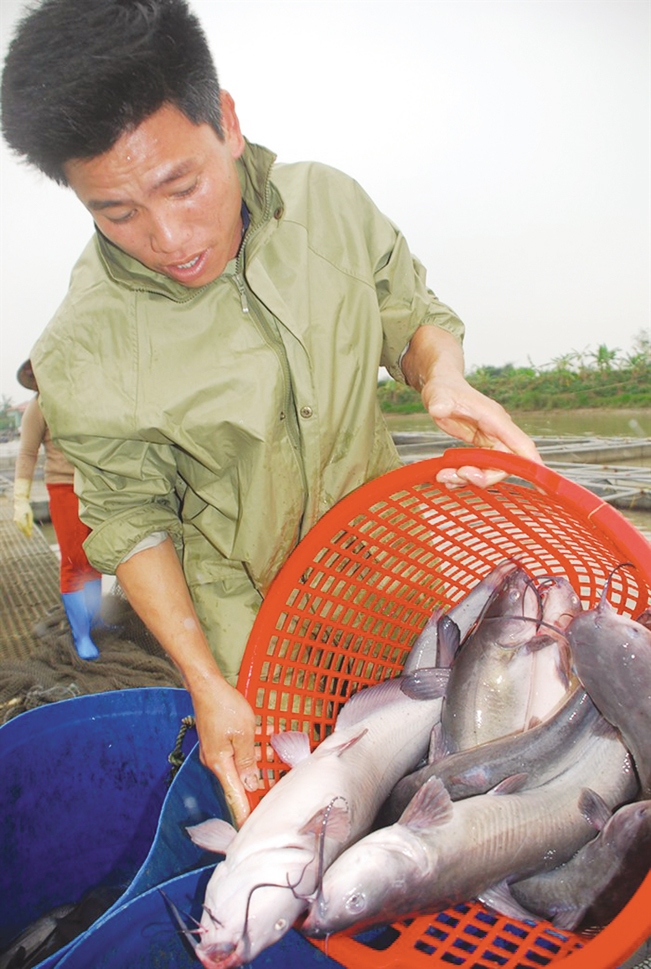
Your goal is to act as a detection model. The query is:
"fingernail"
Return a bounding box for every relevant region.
[243,774,259,792]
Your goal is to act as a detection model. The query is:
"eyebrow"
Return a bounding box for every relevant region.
[87,160,197,211]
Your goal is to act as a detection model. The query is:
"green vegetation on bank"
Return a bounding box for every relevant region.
[378,332,651,413]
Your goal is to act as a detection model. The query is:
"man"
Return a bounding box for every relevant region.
[2,0,540,826]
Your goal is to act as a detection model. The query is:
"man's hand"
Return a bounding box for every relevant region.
[116,538,261,828]
[193,681,259,829]
[401,325,542,487]
[421,368,542,487]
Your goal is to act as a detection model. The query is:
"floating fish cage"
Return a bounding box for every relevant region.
[239,448,651,969]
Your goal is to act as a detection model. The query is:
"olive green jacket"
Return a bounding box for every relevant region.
[31,141,464,679]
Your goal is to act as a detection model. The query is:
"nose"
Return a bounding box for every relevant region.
[148,209,192,255]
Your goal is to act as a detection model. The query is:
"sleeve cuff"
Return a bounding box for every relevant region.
[82,504,183,574]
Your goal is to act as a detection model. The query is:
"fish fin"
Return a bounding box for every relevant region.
[186,818,237,854]
[591,716,620,741]
[556,643,574,690]
[335,677,407,729]
[301,801,351,843]
[551,907,585,932]
[579,788,612,831]
[330,728,369,756]
[491,773,529,796]
[449,765,492,796]
[404,608,445,673]
[399,667,450,701]
[270,730,312,767]
[436,616,461,668]
[399,776,454,831]
[480,882,540,923]
[427,722,450,764]
[524,634,557,653]
[635,609,651,630]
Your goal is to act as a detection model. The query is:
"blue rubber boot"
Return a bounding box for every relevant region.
[62,589,100,661]
[83,578,103,630]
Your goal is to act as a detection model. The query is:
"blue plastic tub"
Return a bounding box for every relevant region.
[0,687,197,967]
[119,732,229,904]
[55,866,342,969]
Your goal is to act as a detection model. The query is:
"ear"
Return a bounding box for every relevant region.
[220,91,246,160]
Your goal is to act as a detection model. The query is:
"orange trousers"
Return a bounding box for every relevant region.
[47,483,101,593]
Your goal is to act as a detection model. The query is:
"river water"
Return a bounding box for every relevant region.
[384,408,651,539]
[384,408,651,439]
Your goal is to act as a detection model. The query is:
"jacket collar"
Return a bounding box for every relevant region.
[95,139,278,301]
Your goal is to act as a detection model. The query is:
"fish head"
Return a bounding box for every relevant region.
[608,799,651,852]
[302,829,429,937]
[568,604,651,672]
[193,853,312,967]
[538,576,583,629]
[482,568,541,647]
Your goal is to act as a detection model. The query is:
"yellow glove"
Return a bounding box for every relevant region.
[13,477,34,538]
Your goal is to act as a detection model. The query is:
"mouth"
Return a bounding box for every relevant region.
[163,249,209,284]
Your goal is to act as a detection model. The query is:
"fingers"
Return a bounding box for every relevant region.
[196,687,261,829]
[202,744,256,829]
[423,374,543,474]
[436,466,509,489]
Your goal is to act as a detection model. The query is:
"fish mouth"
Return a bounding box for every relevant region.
[195,941,241,969]
[301,915,328,938]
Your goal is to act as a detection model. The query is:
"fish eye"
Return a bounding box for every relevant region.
[274,918,287,932]
[346,892,366,914]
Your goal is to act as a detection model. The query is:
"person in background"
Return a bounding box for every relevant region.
[13,360,102,660]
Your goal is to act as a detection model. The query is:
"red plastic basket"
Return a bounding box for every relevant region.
[238,449,651,969]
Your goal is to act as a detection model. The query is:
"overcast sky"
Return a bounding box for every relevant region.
[1,0,649,405]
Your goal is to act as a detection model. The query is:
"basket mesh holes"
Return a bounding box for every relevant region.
[352,924,403,951]
[475,911,498,927]
[480,952,509,965]
[452,937,478,955]
[438,951,466,965]
[533,937,563,954]
[492,936,519,954]
[523,950,554,966]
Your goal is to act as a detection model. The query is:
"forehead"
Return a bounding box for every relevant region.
[63,104,221,200]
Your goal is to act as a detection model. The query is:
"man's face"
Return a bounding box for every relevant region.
[63,95,246,287]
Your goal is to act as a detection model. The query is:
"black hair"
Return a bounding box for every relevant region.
[1,0,223,184]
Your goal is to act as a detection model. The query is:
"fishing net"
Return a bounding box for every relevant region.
[0,500,182,724]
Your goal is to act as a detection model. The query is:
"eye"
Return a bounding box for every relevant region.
[173,180,198,199]
[274,918,287,932]
[107,209,136,224]
[346,892,366,914]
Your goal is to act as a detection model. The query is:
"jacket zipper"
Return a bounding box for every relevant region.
[234,232,308,500]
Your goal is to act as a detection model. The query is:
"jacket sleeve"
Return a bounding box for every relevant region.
[353,179,465,381]
[14,396,46,481]
[375,232,465,381]
[50,433,184,575]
